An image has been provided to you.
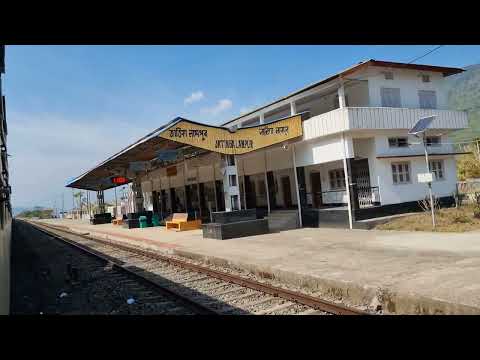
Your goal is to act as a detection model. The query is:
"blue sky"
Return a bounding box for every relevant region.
[5,45,480,210]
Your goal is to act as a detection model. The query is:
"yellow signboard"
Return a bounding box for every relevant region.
[159,114,303,155]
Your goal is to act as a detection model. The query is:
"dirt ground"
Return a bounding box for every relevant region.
[375,204,480,232]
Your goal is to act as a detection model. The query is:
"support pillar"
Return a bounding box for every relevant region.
[264,151,270,214]
[259,113,265,124]
[290,101,297,116]
[342,133,353,229]
[292,145,303,228]
[338,82,346,108]
[97,190,105,214]
[240,157,247,210]
[114,186,118,218]
[168,173,172,213]
[212,164,218,212]
[222,154,240,211]
[132,178,144,213]
[86,191,90,219]
[196,166,202,219]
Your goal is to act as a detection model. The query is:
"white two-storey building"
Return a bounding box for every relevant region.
[67,59,469,230]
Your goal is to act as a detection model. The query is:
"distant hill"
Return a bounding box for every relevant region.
[445,63,480,141]
[14,206,54,219]
[12,207,29,217]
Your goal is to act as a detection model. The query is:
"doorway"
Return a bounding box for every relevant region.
[215,180,225,212]
[169,188,177,213]
[281,176,292,208]
[310,172,323,208]
[244,175,257,209]
[152,190,159,214]
[160,189,167,216]
[267,171,277,209]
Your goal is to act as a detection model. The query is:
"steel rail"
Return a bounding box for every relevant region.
[21,220,218,315]
[29,220,366,315]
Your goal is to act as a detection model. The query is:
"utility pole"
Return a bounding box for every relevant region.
[423,133,436,229]
[409,115,436,230]
[62,192,64,219]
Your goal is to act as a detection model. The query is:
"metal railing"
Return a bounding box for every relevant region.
[305,186,380,209]
[356,186,380,208]
[456,180,480,204]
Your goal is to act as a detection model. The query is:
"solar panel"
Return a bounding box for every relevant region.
[408,116,436,135]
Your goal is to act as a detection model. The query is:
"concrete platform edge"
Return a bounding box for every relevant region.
[37,220,480,315]
[172,248,480,315]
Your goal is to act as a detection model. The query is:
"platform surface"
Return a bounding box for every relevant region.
[40,218,480,314]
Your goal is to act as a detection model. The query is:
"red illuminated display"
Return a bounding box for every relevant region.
[112,176,128,185]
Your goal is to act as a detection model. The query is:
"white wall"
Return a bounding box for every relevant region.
[366,66,448,109]
[345,80,370,107]
[295,133,354,167]
[376,155,457,205]
[267,147,294,171]
[273,168,298,207]
[373,130,452,156]
[353,137,378,187]
[304,160,349,205]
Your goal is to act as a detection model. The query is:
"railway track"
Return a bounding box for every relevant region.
[14,220,214,315]
[25,220,367,315]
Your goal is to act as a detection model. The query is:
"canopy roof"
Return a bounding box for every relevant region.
[66,113,304,191]
[66,117,186,191]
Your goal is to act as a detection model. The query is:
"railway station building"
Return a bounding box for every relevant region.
[66,59,469,230]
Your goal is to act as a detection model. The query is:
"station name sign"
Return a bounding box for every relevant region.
[158,114,303,155]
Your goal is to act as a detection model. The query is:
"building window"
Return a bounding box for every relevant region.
[418,90,437,109]
[229,174,237,187]
[381,87,401,107]
[329,169,346,190]
[391,162,411,184]
[383,71,394,80]
[388,137,409,148]
[426,136,441,147]
[421,75,431,83]
[429,160,444,181]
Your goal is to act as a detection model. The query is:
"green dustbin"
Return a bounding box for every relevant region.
[139,215,148,228]
[152,214,160,227]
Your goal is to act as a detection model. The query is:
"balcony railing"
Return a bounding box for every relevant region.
[302,107,468,140]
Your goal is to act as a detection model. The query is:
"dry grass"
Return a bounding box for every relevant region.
[375,205,480,232]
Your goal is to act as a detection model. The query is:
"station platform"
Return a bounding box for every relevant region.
[39,218,480,314]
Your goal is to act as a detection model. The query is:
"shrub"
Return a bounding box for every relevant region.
[452,212,472,224]
[474,205,480,219]
[418,196,440,212]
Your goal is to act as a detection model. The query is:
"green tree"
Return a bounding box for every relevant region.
[73,191,84,217]
[457,141,480,181]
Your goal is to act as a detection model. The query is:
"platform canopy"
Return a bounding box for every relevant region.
[66,114,305,191]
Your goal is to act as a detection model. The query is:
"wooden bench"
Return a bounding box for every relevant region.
[165,213,202,231]
[112,218,124,225]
